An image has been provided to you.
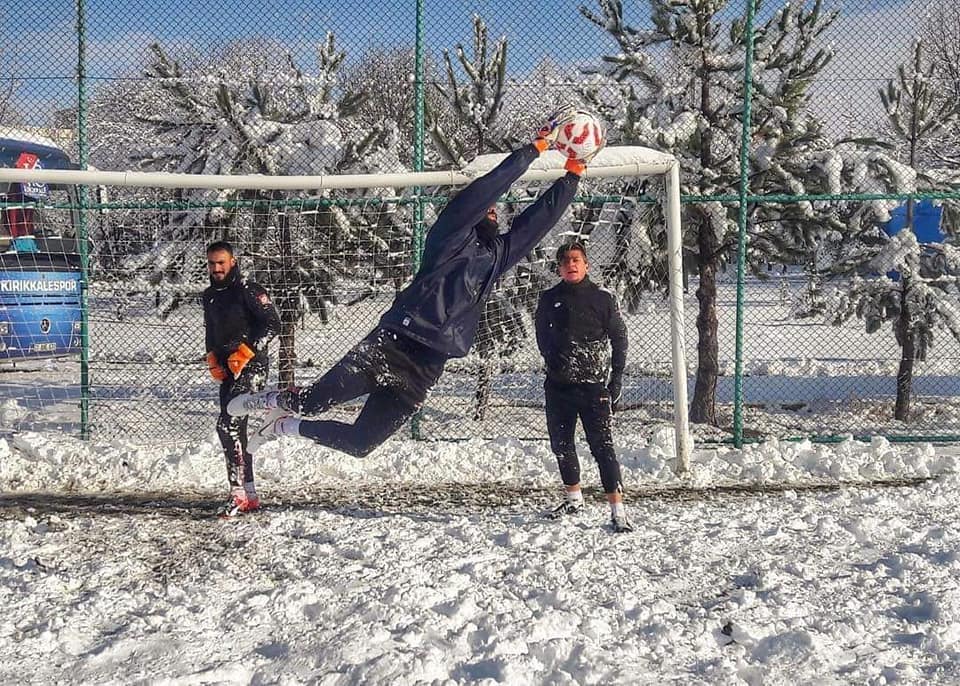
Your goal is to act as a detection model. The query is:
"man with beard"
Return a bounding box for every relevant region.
[228,108,603,457]
[203,240,281,516]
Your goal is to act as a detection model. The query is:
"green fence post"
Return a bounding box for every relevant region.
[76,0,92,440]
[733,0,758,449]
[410,0,426,440]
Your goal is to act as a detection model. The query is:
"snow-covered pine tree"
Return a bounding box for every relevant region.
[580,0,828,424]
[427,14,509,168]
[823,40,960,421]
[825,231,960,421]
[920,3,960,168]
[579,0,918,425]
[91,35,407,384]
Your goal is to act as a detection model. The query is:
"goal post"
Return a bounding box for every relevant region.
[0,145,691,471]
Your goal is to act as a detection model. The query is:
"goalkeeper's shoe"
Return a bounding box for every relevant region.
[533,105,578,151]
[547,499,584,519]
[217,492,262,518]
[227,389,281,417]
[247,410,294,453]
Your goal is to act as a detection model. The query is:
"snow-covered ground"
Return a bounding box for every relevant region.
[2,427,959,684]
[4,265,960,683]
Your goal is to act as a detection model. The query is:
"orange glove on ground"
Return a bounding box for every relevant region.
[227,342,255,378]
[206,352,227,382]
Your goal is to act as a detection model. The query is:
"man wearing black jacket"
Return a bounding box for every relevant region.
[535,240,632,532]
[203,240,281,516]
[228,109,601,457]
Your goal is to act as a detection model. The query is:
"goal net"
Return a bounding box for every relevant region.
[0,146,691,469]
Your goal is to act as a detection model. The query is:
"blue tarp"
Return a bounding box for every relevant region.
[883,199,944,243]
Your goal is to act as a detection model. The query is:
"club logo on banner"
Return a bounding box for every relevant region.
[14,152,49,198]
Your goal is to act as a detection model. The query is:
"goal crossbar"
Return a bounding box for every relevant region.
[0,148,676,191]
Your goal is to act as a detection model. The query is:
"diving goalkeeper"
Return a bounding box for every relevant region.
[228,109,604,456]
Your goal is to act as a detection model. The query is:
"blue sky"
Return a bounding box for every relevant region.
[0,0,931,130]
[2,0,639,124]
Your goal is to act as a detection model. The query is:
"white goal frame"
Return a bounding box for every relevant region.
[0,145,691,471]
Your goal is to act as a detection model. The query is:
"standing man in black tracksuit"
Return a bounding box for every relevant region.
[203,240,281,516]
[535,240,632,533]
[227,108,602,457]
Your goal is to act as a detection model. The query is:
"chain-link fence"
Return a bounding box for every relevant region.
[1,0,960,445]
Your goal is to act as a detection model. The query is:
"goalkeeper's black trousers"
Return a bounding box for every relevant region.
[289,328,446,457]
[544,379,623,494]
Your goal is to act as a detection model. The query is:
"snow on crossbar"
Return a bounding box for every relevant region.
[0,147,676,191]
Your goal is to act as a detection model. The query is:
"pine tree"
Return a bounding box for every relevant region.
[90,36,410,385]
[427,14,509,168]
[579,0,917,426]
[825,41,960,421]
[920,3,960,168]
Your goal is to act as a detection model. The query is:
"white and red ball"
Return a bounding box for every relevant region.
[555,111,605,161]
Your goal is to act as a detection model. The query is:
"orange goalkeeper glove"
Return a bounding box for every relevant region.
[227,342,255,378]
[564,158,587,176]
[206,352,227,382]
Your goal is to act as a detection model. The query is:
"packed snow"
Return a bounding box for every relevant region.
[2,424,959,684]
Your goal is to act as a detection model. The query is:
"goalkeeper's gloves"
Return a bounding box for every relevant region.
[533,105,578,153]
[562,128,607,176]
[227,342,256,378]
[206,352,227,382]
[564,158,587,177]
[606,377,623,414]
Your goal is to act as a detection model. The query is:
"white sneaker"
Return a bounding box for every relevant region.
[247,409,292,453]
[547,499,584,519]
[227,390,280,417]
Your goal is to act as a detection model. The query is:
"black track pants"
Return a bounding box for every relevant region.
[217,360,268,488]
[544,380,622,494]
[292,328,446,457]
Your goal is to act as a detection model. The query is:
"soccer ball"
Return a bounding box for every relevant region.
[555,111,605,161]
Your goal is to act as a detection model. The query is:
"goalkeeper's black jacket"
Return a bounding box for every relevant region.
[534,276,628,386]
[202,264,281,366]
[379,144,579,358]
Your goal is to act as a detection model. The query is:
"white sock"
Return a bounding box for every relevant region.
[243,482,258,499]
[278,417,301,436]
[610,501,626,519]
[566,489,584,505]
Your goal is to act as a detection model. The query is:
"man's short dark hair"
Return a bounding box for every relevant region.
[206,240,234,256]
[556,240,587,262]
